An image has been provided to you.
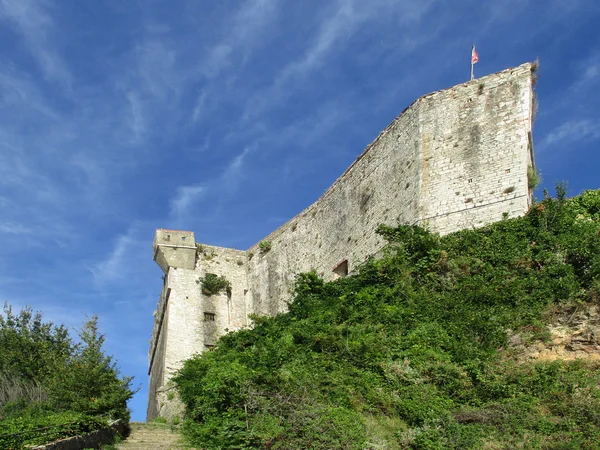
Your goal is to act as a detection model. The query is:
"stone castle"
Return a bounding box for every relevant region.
[147,62,536,419]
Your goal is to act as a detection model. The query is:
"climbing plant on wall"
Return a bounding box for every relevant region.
[198,274,232,296]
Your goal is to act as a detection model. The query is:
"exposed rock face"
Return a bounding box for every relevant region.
[510,304,600,361]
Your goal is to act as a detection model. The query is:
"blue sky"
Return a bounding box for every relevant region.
[0,0,598,421]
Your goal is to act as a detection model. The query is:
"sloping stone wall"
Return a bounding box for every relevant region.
[246,63,533,316]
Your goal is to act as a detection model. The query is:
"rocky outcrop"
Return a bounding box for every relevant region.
[510,304,600,361]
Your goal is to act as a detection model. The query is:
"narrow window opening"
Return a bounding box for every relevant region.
[505,169,511,174]
[468,178,473,183]
[204,312,216,322]
[182,236,186,241]
[333,260,349,279]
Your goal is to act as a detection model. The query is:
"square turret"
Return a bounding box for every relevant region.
[153,229,196,273]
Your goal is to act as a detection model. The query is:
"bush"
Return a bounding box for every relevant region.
[174,188,600,449]
[0,411,109,449]
[198,274,232,296]
[0,306,135,441]
[528,165,541,189]
[46,316,135,421]
[258,240,272,252]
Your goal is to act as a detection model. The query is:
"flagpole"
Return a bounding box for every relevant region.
[470,45,475,81]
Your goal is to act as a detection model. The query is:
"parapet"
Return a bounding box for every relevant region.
[153,229,197,273]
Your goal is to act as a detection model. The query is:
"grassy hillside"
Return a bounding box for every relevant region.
[175,187,600,450]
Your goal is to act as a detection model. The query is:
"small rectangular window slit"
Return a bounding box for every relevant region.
[505,169,511,174]
[204,312,215,321]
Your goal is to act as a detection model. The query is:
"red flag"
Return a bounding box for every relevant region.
[471,46,479,64]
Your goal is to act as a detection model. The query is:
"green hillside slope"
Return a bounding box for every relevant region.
[175,187,600,450]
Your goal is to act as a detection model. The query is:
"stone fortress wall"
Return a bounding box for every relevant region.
[147,63,535,419]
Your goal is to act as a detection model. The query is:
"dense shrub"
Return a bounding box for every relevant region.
[199,273,232,296]
[0,307,135,446]
[45,316,135,421]
[175,189,600,449]
[0,410,108,449]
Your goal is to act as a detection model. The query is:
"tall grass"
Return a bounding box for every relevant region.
[0,372,48,409]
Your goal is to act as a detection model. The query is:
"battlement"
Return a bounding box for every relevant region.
[148,62,536,419]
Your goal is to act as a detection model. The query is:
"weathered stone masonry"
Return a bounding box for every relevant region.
[147,63,536,419]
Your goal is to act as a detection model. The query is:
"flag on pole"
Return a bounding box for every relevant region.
[471,46,479,64]
[470,45,478,80]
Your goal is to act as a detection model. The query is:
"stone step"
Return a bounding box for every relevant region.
[115,422,190,450]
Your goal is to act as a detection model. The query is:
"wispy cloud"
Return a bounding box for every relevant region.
[241,0,370,122]
[540,119,600,149]
[126,91,146,142]
[0,0,71,83]
[0,222,31,234]
[90,234,135,285]
[570,52,600,93]
[224,147,251,179]
[199,0,279,79]
[191,89,208,124]
[238,0,437,127]
[169,185,206,225]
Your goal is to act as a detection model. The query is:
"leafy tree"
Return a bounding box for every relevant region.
[0,306,135,423]
[0,303,72,413]
[47,316,136,421]
[0,303,71,382]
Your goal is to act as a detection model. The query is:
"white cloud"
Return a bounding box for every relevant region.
[169,184,206,224]
[225,147,251,178]
[126,91,146,142]
[240,0,436,123]
[570,53,600,92]
[188,0,280,124]
[540,119,600,149]
[200,0,279,79]
[0,0,71,83]
[0,222,31,234]
[90,234,135,285]
[191,90,208,124]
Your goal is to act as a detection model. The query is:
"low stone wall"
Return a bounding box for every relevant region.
[27,421,127,450]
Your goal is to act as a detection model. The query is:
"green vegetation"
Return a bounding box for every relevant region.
[0,411,108,449]
[528,165,542,190]
[0,308,135,448]
[199,273,232,296]
[258,240,272,252]
[174,188,600,449]
[151,416,168,424]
